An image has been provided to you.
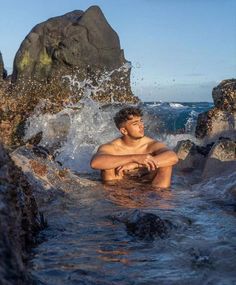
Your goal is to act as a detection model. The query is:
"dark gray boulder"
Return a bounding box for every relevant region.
[12,6,136,103]
[111,210,170,240]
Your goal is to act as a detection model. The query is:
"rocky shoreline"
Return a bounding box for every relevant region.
[0,144,44,285]
[0,5,235,284]
[175,79,236,180]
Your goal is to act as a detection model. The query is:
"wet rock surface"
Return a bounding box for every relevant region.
[195,108,236,141]
[203,138,236,179]
[174,139,205,171]
[212,79,236,111]
[0,143,43,285]
[111,209,171,240]
[177,79,236,179]
[176,137,236,179]
[0,6,138,148]
[195,79,236,141]
[10,145,97,208]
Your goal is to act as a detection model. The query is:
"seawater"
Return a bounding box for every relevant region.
[23,82,236,284]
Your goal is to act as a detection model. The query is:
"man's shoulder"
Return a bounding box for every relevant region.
[144,137,167,152]
[97,138,121,154]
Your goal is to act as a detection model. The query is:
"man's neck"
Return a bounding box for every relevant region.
[121,136,144,148]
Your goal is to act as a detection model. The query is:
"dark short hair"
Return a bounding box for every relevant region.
[114,106,143,129]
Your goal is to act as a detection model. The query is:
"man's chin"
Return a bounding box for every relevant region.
[136,134,144,139]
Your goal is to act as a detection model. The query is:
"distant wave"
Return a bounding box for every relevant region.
[169,102,185,109]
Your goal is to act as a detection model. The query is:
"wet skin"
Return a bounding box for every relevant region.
[90,115,178,188]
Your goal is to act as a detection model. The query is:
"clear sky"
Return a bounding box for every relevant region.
[0,0,235,102]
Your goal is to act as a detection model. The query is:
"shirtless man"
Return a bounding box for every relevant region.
[90,107,178,188]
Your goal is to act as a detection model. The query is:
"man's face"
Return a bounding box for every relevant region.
[120,115,144,139]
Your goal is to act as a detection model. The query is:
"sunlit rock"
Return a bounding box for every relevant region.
[195,79,236,141]
[0,6,139,147]
[10,145,97,207]
[12,6,137,103]
[212,79,236,111]
[195,108,236,141]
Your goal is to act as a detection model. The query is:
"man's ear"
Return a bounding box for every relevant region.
[120,127,127,135]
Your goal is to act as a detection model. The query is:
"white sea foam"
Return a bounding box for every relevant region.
[169,102,185,109]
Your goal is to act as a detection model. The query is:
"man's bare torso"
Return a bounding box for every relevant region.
[101,136,160,181]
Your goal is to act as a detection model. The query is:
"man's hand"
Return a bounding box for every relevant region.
[116,162,139,176]
[133,154,159,171]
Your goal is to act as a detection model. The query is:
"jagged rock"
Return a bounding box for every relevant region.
[0,51,7,82]
[0,143,42,284]
[212,79,236,111]
[195,79,236,141]
[0,6,138,148]
[203,139,236,179]
[12,6,137,103]
[10,145,97,207]
[195,108,236,141]
[174,140,205,171]
[111,209,170,240]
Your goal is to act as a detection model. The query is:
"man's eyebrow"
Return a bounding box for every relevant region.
[128,118,142,125]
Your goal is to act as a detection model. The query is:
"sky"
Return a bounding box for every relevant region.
[0,0,235,102]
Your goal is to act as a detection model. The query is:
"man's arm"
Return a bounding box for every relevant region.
[90,144,136,170]
[90,144,158,170]
[150,142,179,168]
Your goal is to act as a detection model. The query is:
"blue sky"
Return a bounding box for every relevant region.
[0,0,235,101]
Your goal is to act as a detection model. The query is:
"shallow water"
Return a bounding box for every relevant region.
[23,91,235,284]
[30,171,236,285]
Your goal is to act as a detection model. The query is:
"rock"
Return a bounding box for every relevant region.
[174,140,206,171]
[195,107,236,141]
[202,138,236,179]
[195,79,236,141]
[111,209,170,240]
[10,145,97,207]
[0,143,43,284]
[212,79,236,111]
[0,6,138,148]
[0,51,7,82]
[12,6,137,103]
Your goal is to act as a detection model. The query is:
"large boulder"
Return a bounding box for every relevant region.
[0,6,138,147]
[212,79,236,111]
[12,6,136,103]
[0,143,43,284]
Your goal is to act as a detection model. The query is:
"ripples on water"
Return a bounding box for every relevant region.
[31,171,236,285]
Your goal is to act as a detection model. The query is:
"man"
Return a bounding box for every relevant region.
[90,106,178,188]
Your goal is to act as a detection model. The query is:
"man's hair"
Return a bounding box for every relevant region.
[114,106,143,129]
